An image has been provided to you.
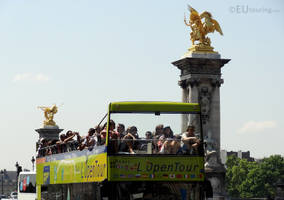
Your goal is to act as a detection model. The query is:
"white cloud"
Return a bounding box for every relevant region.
[13,73,50,82]
[35,73,49,81]
[237,120,277,134]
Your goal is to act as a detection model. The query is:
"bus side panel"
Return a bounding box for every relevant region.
[37,185,41,200]
[36,151,107,185]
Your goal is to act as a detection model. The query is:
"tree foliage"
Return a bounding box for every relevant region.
[225,154,284,198]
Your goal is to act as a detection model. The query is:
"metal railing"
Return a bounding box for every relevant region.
[37,137,204,158]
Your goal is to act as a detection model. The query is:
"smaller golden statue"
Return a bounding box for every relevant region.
[184,5,223,53]
[38,104,58,127]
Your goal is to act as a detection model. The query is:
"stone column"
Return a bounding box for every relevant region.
[188,79,200,134]
[172,53,230,199]
[179,78,200,133]
[179,80,189,132]
[209,80,223,152]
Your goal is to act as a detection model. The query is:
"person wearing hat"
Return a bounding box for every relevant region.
[181,125,200,154]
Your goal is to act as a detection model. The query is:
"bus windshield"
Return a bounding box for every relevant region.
[108,112,203,155]
[18,173,36,194]
[17,172,37,200]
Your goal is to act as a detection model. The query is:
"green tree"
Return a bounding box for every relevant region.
[256,155,284,198]
[225,155,242,197]
[239,161,259,198]
[225,154,284,198]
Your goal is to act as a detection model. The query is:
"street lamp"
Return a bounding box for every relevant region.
[15,162,19,171]
[0,169,4,195]
[15,162,21,192]
[31,156,35,171]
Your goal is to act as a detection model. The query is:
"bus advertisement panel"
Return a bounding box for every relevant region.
[108,156,204,181]
[36,146,107,185]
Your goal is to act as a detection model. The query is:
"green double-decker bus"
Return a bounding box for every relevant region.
[36,102,206,200]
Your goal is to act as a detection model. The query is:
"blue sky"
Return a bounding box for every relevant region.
[0,0,283,170]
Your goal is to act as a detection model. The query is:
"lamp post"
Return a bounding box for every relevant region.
[0,169,4,195]
[15,162,19,172]
[15,162,20,192]
[31,156,35,171]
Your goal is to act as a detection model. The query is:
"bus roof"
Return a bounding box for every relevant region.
[19,171,36,175]
[109,101,200,113]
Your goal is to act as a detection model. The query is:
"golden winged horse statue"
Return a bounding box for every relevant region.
[184,6,223,52]
[38,104,58,126]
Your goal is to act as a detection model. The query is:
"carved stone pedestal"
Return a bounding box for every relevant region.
[206,170,226,200]
[205,151,227,200]
[172,52,230,199]
[35,125,63,141]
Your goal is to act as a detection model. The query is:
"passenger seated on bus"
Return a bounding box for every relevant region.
[156,126,172,151]
[100,120,119,145]
[117,123,126,139]
[136,131,153,152]
[129,126,141,150]
[153,124,164,152]
[145,131,153,140]
[128,126,139,139]
[99,122,107,145]
[86,128,97,149]
[55,133,65,152]
[171,135,183,154]
[47,139,59,155]
[94,125,102,145]
[181,125,200,154]
[154,124,163,136]
[108,120,121,153]
[55,140,63,154]
[162,126,174,138]
[57,133,67,153]
[75,132,84,150]
[37,138,48,157]
[45,140,54,155]
[77,128,97,151]
[64,130,77,151]
[109,120,119,139]
[94,125,102,134]
[157,135,165,151]
[159,137,171,154]
[159,135,182,154]
[46,141,52,155]
[56,131,77,152]
[59,133,66,143]
[70,131,81,150]
[94,125,102,144]
[120,133,136,154]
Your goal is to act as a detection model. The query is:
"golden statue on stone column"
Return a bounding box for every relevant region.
[184,5,223,53]
[38,104,58,126]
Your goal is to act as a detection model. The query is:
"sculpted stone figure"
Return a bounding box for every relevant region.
[184,6,223,52]
[38,104,58,126]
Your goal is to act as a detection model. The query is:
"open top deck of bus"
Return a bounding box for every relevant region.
[36,101,205,192]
